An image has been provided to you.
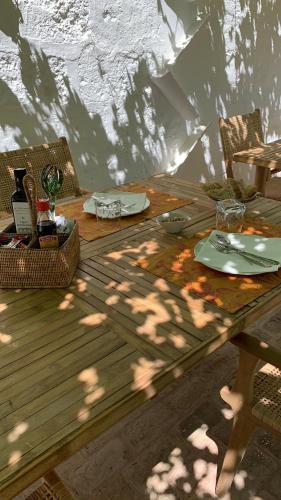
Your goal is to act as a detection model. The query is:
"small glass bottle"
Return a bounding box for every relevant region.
[36,199,58,249]
[11,168,33,234]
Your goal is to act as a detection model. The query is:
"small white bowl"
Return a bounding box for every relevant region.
[156,212,187,234]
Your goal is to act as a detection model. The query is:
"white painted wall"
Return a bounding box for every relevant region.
[0,1,280,189]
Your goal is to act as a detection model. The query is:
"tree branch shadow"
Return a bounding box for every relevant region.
[0,1,186,189]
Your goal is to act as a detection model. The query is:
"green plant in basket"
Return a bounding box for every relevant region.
[41,164,64,219]
[202,178,257,201]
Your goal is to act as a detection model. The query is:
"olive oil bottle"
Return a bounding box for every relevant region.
[11,168,32,234]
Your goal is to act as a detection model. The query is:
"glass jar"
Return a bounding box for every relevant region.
[94,199,122,220]
[216,199,246,233]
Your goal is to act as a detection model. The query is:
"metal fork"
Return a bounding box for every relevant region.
[209,238,274,268]
[214,233,280,267]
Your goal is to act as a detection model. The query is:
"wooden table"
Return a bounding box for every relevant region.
[1,175,281,499]
[233,139,281,194]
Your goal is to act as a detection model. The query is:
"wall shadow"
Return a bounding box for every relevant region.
[157,0,281,184]
[157,0,199,52]
[0,0,22,42]
[0,2,186,190]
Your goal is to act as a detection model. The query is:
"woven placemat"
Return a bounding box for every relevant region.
[57,184,193,242]
[137,220,281,314]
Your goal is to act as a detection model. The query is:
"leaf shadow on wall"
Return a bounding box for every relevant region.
[0,1,186,190]
[156,0,196,53]
[0,0,22,42]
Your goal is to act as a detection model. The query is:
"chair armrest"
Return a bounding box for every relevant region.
[231,332,281,370]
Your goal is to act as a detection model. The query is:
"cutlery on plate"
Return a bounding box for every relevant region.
[214,233,280,266]
[91,195,114,206]
[91,195,136,210]
[210,238,277,268]
[121,203,136,210]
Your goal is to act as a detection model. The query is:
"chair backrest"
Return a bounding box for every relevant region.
[0,137,81,213]
[219,108,264,161]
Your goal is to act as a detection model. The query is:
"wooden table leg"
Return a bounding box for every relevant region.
[255,165,269,194]
[216,348,259,497]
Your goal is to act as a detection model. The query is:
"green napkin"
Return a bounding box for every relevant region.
[194,230,281,274]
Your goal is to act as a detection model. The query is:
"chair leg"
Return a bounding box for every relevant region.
[266,169,272,182]
[226,160,234,178]
[44,470,74,499]
[216,410,255,497]
[255,165,269,194]
[25,470,74,499]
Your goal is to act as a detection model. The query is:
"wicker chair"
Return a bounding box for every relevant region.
[219,108,281,194]
[0,137,81,214]
[216,332,281,497]
[25,471,74,499]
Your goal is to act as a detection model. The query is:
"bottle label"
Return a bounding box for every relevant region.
[12,202,32,234]
[39,235,59,249]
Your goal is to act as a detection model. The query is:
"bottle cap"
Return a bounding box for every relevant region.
[36,199,50,211]
[14,168,27,181]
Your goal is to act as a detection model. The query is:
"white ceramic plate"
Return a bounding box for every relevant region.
[83,192,150,218]
[194,238,276,275]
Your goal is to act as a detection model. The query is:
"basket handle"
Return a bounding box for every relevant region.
[23,174,37,236]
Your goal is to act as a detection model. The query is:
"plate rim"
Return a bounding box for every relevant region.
[194,238,275,275]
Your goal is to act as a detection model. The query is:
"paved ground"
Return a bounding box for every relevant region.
[17,310,281,500]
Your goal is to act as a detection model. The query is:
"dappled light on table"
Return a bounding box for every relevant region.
[0,333,12,344]
[180,289,222,330]
[131,357,166,398]
[165,298,183,324]
[169,332,187,349]
[8,450,22,468]
[126,293,171,342]
[78,367,105,421]
[137,220,281,313]
[76,278,88,293]
[105,294,120,306]
[107,239,159,261]
[154,277,170,292]
[79,313,107,326]
[58,292,74,310]
[7,422,29,444]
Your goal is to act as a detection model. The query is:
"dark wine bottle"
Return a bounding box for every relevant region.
[11,168,32,234]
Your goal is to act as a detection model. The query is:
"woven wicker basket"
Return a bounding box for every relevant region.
[0,175,80,288]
